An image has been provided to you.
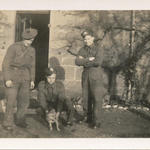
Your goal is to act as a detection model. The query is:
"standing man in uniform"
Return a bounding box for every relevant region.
[38,67,74,126]
[2,28,38,130]
[75,30,104,129]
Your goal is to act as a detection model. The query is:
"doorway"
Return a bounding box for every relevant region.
[15,11,50,87]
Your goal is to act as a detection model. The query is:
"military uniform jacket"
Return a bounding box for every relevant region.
[75,44,103,80]
[2,41,35,82]
[38,80,66,112]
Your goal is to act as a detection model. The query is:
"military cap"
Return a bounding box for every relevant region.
[81,30,94,38]
[22,28,38,40]
[44,67,56,76]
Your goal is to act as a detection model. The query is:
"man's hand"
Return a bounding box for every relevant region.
[45,109,49,114]
[89,57,95,61]
[30,81,35,89]
[79,56,84,59]
[66,46,70,51]
[5,80,13,88]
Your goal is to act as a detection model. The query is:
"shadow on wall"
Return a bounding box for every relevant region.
[49,57,65,81]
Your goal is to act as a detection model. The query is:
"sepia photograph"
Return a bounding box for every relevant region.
[0,9,150,139]
[0,0,150,149]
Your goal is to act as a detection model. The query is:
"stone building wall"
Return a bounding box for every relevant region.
[48,10,129,99]
[0,11,16,80]
[0,10,149,105]
[0,10,84,98]
[0,10,128,100]
[49,11,87,97]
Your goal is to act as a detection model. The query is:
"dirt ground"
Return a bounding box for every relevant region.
[0,108,150,138]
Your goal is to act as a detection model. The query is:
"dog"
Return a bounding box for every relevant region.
[46,108,60,131]
[71,96,83,113]
[71,96,85,122]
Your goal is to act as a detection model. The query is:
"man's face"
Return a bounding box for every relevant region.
[47,73,56,84]
[84,35,95,46]
[24,38,34,46]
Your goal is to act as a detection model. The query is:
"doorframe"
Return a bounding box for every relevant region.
[15,11,51,86]
[15,10,51,41]
[16,10,50,14]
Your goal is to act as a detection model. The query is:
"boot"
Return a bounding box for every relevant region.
[15,117,28,128]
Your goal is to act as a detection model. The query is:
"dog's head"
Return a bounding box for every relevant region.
[71,96,83,112]
[71,96,83,105]
[46,109,57,122]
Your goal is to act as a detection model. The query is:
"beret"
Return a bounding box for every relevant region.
[44,67,56,76]
[22,28,38,40]
[81,30,94,38]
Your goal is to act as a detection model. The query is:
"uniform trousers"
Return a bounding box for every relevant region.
[3,79,30,126]
[82,72,104,124]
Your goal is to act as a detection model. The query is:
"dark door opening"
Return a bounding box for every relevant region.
[15,11,50,87]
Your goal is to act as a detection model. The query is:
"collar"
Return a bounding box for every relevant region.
[16,41,28,47]
[46,81,55,89]
[84,43,95,50]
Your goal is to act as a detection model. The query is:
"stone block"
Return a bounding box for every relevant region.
[50,40,68,50]
[64,80,82,99]
[62,57,75,66]
[49,56,63,66]
[63,66,76,80]
[75,67,82,81]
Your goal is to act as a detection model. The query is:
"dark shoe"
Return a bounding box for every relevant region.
[93,122,101,129]
[15,118,28,128]
[15,121,28,128]
[2,125,13,131]
[36,107,46,119]
[16,122,28,128]
[66,121,73,126]
[88,122,101,129]
[83,116,87,122]
[83,116,92,123]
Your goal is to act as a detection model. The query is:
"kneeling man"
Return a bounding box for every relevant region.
[38,67,74,127]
